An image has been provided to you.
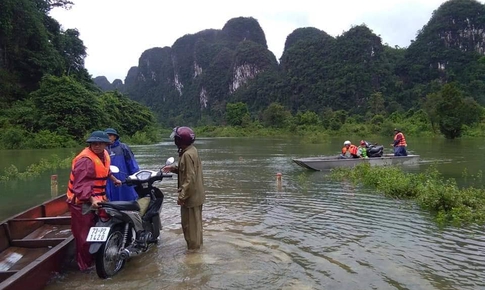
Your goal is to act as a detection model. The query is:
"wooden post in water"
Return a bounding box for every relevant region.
[51,175,58,197]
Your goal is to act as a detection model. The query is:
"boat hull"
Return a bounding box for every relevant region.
[0,195,73,290]
[293,154,420,171]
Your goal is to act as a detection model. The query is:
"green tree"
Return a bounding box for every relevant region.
[226,102,249,126]
[368,92,386,115]
[60,29,87,76]
[295,111,320,126]
[98,91,156,136]
[34,0,73,12]
[30,75,102,140]
[262,102,291,128]
[436,83,482,139]
[422,92,442,133]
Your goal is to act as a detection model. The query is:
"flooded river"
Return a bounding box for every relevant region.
[1,136,485,289]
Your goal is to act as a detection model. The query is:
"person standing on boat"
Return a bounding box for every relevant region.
[105,128,140,201]
[391,128,408,156]
[162,126,205,250]
[66,131,122,271]
[341,140,359,159]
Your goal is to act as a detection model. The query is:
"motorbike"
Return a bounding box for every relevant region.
[363,140,384,157]
[85,157,175,279]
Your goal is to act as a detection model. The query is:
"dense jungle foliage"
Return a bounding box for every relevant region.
[0,0,158,149]
[96,0,485,140]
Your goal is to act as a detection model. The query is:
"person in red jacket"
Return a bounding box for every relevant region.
[66,131,121,271]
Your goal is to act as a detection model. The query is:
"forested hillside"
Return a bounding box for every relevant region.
[0,0,157,149]
[96,0,485,139]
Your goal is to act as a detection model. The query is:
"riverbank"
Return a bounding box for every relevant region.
[2,116,485,150]
[194,122,485,143]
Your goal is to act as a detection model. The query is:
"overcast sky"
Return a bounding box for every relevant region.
[50,0,457,82]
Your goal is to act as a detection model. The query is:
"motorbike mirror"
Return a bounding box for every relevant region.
[110,165,120,173]
[165,157,175,166]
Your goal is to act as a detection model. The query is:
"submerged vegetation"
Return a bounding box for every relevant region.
[330,164,485,226]
[0,154,74,182]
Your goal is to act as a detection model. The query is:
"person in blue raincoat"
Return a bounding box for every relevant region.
[105,128,140,201]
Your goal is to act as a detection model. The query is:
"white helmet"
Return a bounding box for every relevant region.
[344,140,351,145]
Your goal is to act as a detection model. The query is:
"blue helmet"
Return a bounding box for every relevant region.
[86,131,111,143]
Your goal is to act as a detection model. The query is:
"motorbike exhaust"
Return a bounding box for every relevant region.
[120,247,142,260]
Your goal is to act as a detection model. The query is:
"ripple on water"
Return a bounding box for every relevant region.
[45,141,485,290]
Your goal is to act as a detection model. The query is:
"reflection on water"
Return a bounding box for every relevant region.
[3,137,485,289]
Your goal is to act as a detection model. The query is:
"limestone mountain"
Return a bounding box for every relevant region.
[399,0,485,104]
[93,76,112,91]
[277,25,395,114]
[95,0,485,126]
[114,17,277,125]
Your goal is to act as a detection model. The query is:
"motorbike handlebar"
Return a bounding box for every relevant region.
[121,173,173,185]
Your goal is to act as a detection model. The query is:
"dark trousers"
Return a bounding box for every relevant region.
[394,146,408,156]
[69,203,95,271]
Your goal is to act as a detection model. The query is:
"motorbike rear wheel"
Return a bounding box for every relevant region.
[95,229,125,279]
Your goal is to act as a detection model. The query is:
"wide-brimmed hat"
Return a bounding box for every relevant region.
[86,131,111,143]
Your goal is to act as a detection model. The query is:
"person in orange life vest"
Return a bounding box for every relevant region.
[391,128,408,156]
[66,131,121,271]
[341,140,359,159]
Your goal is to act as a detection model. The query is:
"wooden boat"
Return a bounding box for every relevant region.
[0,194,73,290]
[293,154,420,171]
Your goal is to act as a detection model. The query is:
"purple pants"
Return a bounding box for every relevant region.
[69,203,95,271]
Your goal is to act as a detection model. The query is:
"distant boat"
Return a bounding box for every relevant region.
[0,195,73,290]
[293,154,420,171]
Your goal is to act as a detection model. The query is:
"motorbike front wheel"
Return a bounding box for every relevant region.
[95,229,125,278]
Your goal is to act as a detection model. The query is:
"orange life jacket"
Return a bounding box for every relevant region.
[342,145,358,156]
[394,132,407,147]
[66,147,110,204]
[349,144,358,155]
[342,147,348,155]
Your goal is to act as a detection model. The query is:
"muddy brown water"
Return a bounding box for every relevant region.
[1,137,484,289]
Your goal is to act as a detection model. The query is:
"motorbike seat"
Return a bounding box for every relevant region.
[102,201,140,211]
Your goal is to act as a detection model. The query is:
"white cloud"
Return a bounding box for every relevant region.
[49,0,468,82]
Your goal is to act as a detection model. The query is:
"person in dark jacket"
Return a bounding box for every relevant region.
[105,128,140,201]
[162,126,205,250]
[66,131,121,271]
